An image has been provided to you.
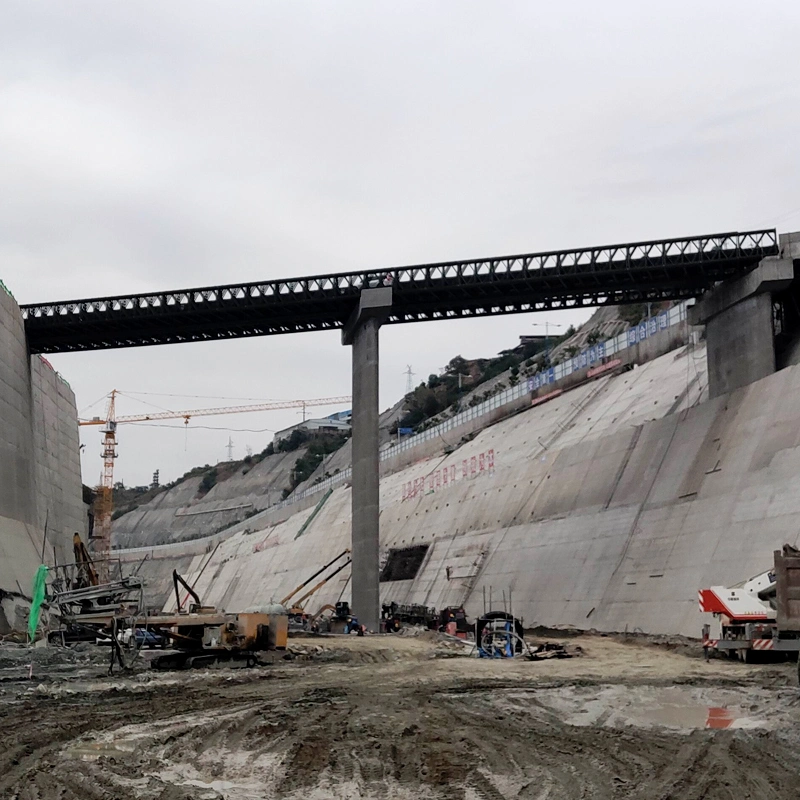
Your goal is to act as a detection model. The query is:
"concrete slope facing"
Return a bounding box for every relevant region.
[158,342,741,636]
[112,448,304,549]
[128,338,800,638]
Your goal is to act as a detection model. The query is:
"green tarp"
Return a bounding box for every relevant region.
[27,565,48,641]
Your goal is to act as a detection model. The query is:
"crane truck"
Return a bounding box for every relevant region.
[700,544,800,676]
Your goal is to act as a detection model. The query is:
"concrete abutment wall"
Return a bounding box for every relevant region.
[692,234,800,399]
[0,287,83,631]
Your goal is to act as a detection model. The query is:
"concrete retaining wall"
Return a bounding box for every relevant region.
[119,307,697,568]
[138,342,738,636]
[0,287,83,621]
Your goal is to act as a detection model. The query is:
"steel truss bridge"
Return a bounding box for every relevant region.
[22,229,778,354]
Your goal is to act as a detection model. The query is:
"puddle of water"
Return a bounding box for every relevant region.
[636,700,763,730]
[494,686,770,732]
[65,739,138,761]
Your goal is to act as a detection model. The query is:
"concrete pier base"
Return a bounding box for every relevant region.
[343,288,392,631]
[689,256,794,398]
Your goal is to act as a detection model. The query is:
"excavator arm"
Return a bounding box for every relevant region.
[281,549,350,607]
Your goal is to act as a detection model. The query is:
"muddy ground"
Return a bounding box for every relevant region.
[2,632,800,799]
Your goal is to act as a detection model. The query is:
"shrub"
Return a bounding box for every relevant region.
[198,468,218,496]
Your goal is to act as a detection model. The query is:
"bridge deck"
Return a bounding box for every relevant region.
[22,229,778,353]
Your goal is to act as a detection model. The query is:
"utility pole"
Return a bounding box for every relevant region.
[226,436,234,461]
[455,371,470,405]
[532,321,564,359]
[404,365,415,395]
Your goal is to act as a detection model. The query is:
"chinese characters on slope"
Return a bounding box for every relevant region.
[402,449,495,501]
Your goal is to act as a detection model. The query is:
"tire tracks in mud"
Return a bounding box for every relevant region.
[3,668,800,799]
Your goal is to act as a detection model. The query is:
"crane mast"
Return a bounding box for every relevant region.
[92,390,117,579]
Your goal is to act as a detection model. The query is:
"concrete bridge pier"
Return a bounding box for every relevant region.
[342,287,393,632]
[689,250,796,399]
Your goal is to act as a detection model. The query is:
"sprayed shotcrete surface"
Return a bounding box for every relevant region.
[3,634,800,799]
[131,339,800,638]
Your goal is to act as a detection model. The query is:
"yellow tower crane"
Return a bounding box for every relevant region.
[80,392,352,572]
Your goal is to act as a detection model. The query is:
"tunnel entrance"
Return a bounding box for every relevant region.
[380,545,429,582]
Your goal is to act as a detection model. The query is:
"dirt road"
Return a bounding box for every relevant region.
[3,634,800,799]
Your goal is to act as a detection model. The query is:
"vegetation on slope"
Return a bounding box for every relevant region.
[392,331,575,435]
[281,431,351,498]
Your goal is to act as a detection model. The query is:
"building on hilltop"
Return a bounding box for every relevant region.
[273,415,351,446]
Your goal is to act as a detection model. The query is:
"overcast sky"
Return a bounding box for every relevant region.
[2,2,799,487]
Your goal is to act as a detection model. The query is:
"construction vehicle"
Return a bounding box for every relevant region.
[280,549,352,629]
[381,602,438,631]
[379,603,470,635]
[49,550,288,669]
[700,544,800,670]
[140,570,288,669]
[102,570,287,671]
